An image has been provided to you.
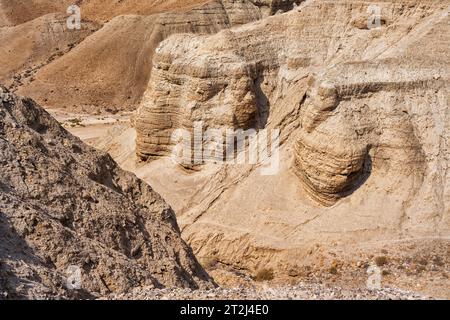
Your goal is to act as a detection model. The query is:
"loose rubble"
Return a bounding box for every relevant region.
[109,283,431,300]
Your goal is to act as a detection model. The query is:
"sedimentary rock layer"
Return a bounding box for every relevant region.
[137,0,449,205]
[134,0,449,276]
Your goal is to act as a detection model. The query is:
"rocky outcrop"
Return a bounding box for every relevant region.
[0,87,214,299]
[0,0,73,27]
[294,63,448,206]
[5,0,304,112]
[249,0,303,16]
[134,0,449,277]
[135,31,264,161]
[137,0,449,202]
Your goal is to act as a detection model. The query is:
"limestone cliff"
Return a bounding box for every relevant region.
[135,0,449,275]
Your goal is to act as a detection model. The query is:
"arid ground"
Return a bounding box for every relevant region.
[0,0,449,300]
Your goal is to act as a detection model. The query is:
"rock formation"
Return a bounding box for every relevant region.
[134,0,449,277]
[249,0,303,16]
[1,0,449,299]
[0,87,214,299]
[3,0,305,113]
[135,31,264,161]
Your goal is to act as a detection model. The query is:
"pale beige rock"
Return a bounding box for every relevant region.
[3,0,448,299]
[0,0,212,26]
[133,0,450,284]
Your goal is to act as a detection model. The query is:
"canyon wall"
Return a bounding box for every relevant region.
[135,0,449,273]
[3,0,304,113]
[249,0,303,16]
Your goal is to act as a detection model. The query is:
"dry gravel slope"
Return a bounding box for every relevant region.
[0,87,214,299]
[16,0,263,113]
[0,0,210,26]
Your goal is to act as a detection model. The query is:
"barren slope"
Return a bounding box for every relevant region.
[2,0,448,299]
[4,1,302,113]
[0,0,210,26]
[16,0,263,113]
[0,13,99,89]
[0,0,73,27]
[0,87,214,299]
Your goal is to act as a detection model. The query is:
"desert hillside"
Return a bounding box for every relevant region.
[2,0,300,112]
[15,0,264,113]
[0,0,211,26]
[0,0,449,300]
[0,87,214,299]
[134,0,450,297]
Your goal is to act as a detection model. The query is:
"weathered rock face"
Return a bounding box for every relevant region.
[14,0,262,112]
[294,65,448,206]
[135,31,264,161]
[0,87,214,299]
[134,0,449,275]
[4,0,306,113]
[249,0,303,16]
[137,0,449,203]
